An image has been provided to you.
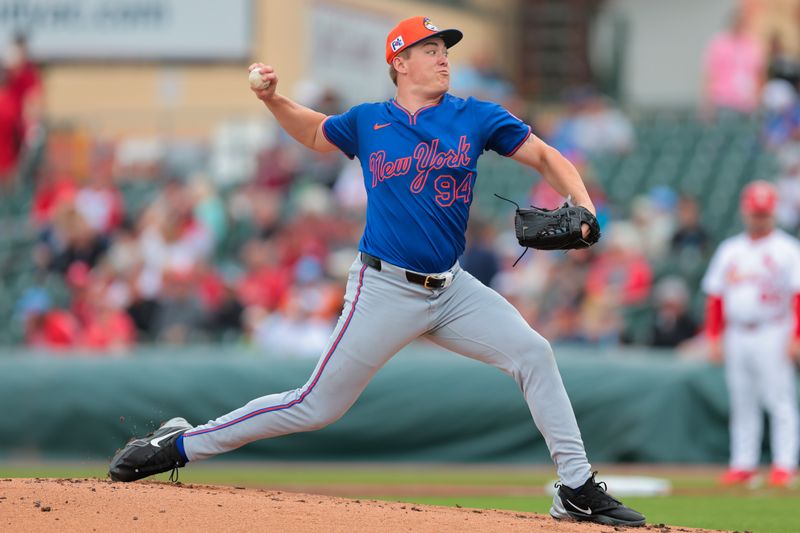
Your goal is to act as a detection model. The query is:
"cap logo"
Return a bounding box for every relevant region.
[390,35,405,52]
[423,18,439,31]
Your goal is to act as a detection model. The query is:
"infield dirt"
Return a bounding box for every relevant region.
[1,478,723,532]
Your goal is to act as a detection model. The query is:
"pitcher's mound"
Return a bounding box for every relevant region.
[1,478,719,532]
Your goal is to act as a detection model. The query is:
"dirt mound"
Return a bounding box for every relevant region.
[1,478,719,532]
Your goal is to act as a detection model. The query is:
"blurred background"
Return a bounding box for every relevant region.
[0,0,799,465]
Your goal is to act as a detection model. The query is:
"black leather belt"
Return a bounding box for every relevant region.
[360,252,452,289]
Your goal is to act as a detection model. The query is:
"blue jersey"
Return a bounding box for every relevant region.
[322,93,530,273]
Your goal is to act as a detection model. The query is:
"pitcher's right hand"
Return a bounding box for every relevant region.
[248,63,278,101]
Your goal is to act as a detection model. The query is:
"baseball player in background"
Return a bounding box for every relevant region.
[702,180,800,488]
[109,16,645,526]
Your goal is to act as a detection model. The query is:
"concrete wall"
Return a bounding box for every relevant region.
[602,0,800,107]
[598,0,734,107]
[40,0,510,137]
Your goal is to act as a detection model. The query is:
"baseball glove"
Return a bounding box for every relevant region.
[496,194,601,252]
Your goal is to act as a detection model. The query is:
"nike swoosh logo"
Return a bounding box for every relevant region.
[373,123,391,130]
[566,499,592,515]
[150,428,184,448]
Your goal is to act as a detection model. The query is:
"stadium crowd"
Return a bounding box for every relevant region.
[9,9,800,357]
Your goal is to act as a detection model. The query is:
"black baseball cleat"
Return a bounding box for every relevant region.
[109,417,192,482]
[550,472,646,527]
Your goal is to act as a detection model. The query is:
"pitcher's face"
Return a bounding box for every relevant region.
[401,38,450,94]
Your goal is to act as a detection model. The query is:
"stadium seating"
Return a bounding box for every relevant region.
[0,112,776,346]
[472,111,775,340]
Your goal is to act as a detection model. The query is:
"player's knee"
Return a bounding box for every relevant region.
[305,404,348,431]
[517,334,555,371]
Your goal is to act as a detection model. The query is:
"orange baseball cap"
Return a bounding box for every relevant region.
[740,180,778,214]
[385,16,463,64]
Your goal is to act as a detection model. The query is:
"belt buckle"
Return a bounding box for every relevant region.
[423,276,438,289]
[423,272,453,289]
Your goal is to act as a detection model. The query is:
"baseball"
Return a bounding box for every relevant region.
[248,68,271,90]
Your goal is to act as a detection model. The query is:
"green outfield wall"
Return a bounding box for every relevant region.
[0,344,788,464]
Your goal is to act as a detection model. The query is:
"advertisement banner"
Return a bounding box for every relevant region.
[0,0,251,60]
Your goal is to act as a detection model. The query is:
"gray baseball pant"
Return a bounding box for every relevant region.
[182,254,592,488]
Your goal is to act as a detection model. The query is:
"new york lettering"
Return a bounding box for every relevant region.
[368,135,472,192]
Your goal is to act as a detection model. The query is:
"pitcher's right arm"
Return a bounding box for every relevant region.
[249,63,337,153]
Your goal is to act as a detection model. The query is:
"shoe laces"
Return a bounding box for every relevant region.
[169,467,180,483]
[583,473,622,508]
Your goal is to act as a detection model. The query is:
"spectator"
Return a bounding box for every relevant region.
[761,79,800,150]
[190,176,227,247]
[648,276,699,348]
[0,67,19,188]
[138,206,211,290]
[584,222,653,344]
[549,88,633,157]
[671,194,709,255]
[47,204,109,274]
[450,50,514,102]
[17,287,78,350]
[332,159,368,212]
[235,238,290,311]
[132,183,213,338]
[193,260,227,314]
[5,33,42,157]
[206,282,245,340]
[253,145,300,191]
[630,186,678,262]
[65,261,93,326]
[572,93,635,155]
[227,185,283,241]
[536,248,594,343]
[765,33,800,90]
[548,87,593,156]
[152,268,207,344]
[579,288,622,346]
[31,166,78,230]
[246,257,339,358]
[702,10,764,119]
[250,188,284,239]
[490,231,554,327]
[126,275,160,342]
[585,222,652,307]
[77,270,136,352]
[460,215,500,286]
[105,218,143,279]
[246,301,333,358]
[287,255,343,322]
[74,167,125,236]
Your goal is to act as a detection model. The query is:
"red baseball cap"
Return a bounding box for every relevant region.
[740,180,778,215]
[385,16,463,64]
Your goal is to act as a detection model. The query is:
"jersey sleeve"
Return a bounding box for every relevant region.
[471,99,531,156]
[321,105,362,159]
[701,241,730,296]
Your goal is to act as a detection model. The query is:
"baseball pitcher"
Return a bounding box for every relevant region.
[703,180,800,488]
[109,16,645,526]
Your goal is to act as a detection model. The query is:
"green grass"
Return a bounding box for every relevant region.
[0,463,553,486]
[2,462,799,532]
[386,495,800,533]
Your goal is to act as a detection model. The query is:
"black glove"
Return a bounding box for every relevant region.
[514,202,601,250]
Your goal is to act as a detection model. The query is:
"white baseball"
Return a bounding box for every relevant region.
[249,68,271,90]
